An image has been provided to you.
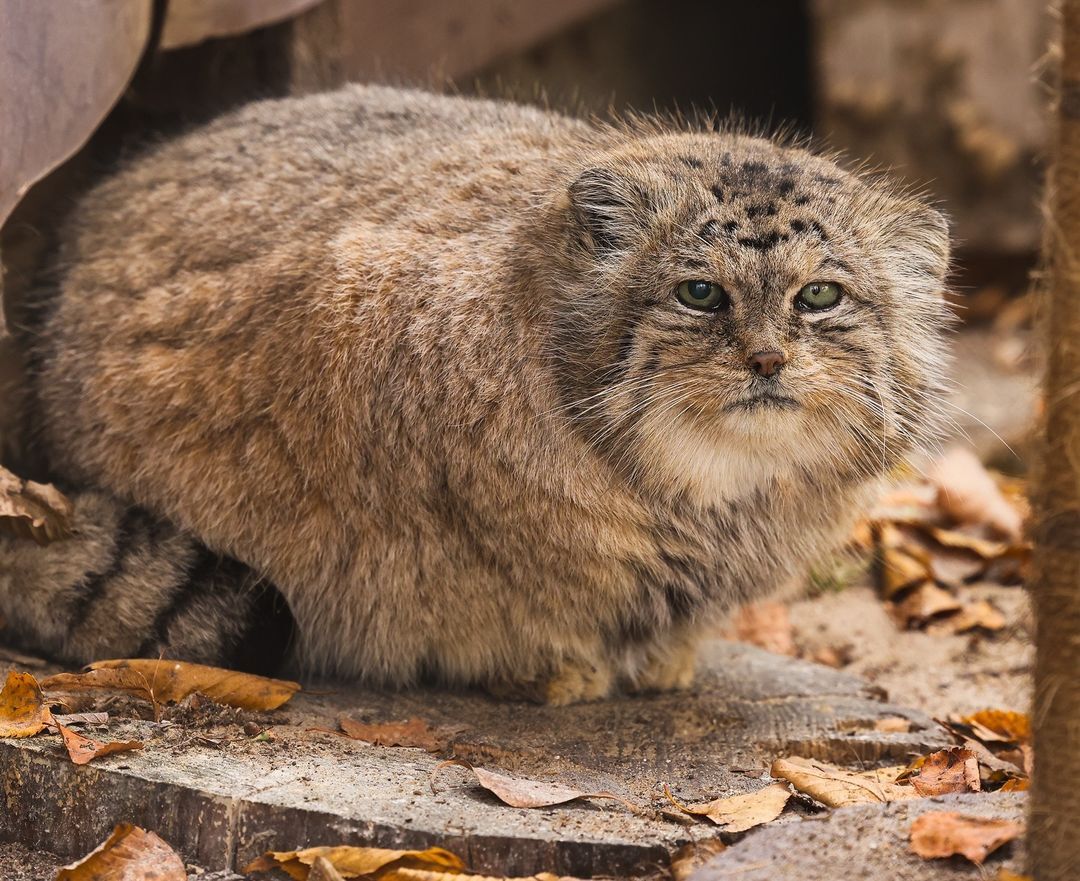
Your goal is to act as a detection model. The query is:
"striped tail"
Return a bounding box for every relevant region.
[0,488,294,674]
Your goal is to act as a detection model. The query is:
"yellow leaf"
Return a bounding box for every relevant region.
[880,545,933,599]
[42,658,299,710]
[959,709,1031,745]
[891,582,962,628]
[770,757,917,807]
[0,670,51,737]
[663,782,790,832]
[929,448,1024,541]
[245,845,466,879]
[669,840,726,881]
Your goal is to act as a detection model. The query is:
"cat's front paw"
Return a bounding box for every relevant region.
[489,654,615,705]
[542,655,615,705]
[624,640,698,694]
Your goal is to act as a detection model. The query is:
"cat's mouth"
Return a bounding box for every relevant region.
[723,394,800,413]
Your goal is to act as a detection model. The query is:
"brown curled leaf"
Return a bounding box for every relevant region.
[909,811,1024,865]
[0,467,73,544]
[54,721,142,765]
[56,823,186,880]
[907,748,981,796]
[338,716,446,753]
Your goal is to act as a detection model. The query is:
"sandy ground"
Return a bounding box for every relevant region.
[789,583,1032,719]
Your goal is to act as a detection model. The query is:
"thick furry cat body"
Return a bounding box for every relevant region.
[10,85,951,702]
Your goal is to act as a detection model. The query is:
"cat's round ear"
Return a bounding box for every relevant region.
[567,167,651,256]
[890,203,951,282]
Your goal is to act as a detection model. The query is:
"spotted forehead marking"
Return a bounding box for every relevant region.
[692,155,845,252]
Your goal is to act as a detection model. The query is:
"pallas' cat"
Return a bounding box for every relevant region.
[1,85,950,703]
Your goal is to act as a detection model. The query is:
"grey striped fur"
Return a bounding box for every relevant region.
[0,489,293,671]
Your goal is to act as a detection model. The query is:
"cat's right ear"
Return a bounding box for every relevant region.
[567,167,651,257]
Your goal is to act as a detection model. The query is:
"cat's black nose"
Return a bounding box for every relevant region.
[747,350,786,378]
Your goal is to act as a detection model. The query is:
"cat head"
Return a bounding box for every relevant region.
[537,131,952,502]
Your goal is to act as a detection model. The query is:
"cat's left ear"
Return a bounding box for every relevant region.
[887,203,951,283]
[567,167,653,257]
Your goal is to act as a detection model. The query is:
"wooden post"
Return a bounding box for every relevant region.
[1032,2,1080,878]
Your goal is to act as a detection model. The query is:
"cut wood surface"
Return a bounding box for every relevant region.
[0,641,947,876]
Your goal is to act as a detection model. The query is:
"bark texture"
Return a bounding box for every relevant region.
[1033,2,1080,877]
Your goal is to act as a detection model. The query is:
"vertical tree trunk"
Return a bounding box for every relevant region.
[1032,2,1080,878]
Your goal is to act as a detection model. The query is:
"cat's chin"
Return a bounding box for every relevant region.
[634,409,822,504]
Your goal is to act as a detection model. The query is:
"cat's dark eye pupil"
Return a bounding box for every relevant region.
[796,281,842,311]
[676,280,728,312]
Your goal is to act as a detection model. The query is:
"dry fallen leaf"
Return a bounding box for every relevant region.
[42,658,299,710]
[670,840,727,881]
[958,710,1031,745]
[244,845,466,880]
[929,448,1024,541]
[55,721,142,766]
[0,670,51,737]
[770,757,917,807]
[339,717,445,753]
[926,527,1018,562]
[891,581,963,628]
[880,543,933,599]
[909,811,1023,865]
[663,782,790,832]
[927,599,1006,635]
[727,601,796,656]
[385,873,577,881]
[432,760,640,813]
[0,467,73,544]
[907,748,981,796]
[309,856,347,881]
[55,823,186,880]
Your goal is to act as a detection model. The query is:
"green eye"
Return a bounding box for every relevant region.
[676,280,729,311]
[796,281,843,311]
